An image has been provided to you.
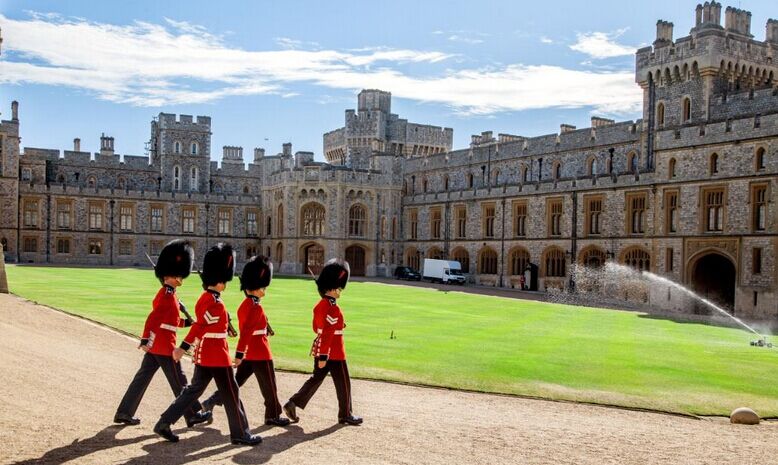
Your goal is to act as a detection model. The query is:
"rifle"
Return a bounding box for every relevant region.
[145,252,194,323]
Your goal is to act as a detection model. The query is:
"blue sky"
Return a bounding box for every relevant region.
[0,1,775,161]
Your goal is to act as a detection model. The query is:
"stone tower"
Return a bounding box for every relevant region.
[149,113,212,192]
[0,101,20,262]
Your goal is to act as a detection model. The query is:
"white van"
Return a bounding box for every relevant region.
[422,259,466,285]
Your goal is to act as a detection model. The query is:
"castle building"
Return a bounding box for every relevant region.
[1,3,777,319]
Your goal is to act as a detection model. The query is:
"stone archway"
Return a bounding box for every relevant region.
[690,252,736,313]
[345,245,366,277]
[301,242,325,275]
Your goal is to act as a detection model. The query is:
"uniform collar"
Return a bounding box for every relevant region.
[163,284,176,294]
[206,289,221,298]
[249,295,261,305]
[326,297,337,306]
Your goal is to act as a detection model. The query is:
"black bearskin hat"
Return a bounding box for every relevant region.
[316,258,350,297]
[240,255,273,291]
[200,243,236,289]
[154,239,193,282]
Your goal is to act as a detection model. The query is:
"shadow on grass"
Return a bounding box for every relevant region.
[636,312,777,335]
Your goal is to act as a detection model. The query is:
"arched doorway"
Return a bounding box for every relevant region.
[301,243,325,275]
[690,252,736,313]
[345,245,366,276]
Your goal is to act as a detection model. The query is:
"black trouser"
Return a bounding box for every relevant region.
[116,352,202,421]
[204,360,283,420]
[160,365,251,439]
[289,359,353,420]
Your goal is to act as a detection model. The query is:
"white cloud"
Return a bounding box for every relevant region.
[540,36,554,44]
[447,34,484,45]
[569,28,636,59]
[0,13,641,115]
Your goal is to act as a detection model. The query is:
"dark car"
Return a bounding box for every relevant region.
[394,266,421,281]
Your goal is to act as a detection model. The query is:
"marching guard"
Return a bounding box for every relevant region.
[114,239,211,427]
[284,259,363,426]
[154,243,262,445]
[201,255,291,426]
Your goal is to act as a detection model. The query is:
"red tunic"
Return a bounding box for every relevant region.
[312,297,346,361]
[141,285,188,356]
[181,290,232,367]
[235,296,273,361]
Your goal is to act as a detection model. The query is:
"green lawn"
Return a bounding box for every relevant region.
[7,264,778,416]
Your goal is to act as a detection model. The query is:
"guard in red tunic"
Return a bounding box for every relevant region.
[283,259,363,426]
[201,255,291,426]
[114,239,211,427]
[154,243,262,446]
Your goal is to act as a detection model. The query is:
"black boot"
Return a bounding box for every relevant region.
[114,413,141,426]
[338,415,363,426]
[265,416,291,427]
[231,433,262,446]
[283,400,299,423]
[154,420,179,442]
[186,410,213,427]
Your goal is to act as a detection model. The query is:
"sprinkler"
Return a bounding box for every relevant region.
[749,337,773,348]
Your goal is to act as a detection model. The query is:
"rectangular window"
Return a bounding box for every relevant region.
[409,209,418,240]
[752,184,767,232]
[56,201,72,229]
[182,207,196,234]
[665,190,679,233]
[547,199,563,237]
[150,205,164,232]
[119,205,133,231]
[56,238,71,254]
[22,237,37,253]
[430,208,442,239]
[753,248,762,274]
[666,248,674,272]
[626,192,647,234]
[454,206,467,239]
[483,204,496,238]
[513,201,527,237]
[21,168,32,181]
[88,203,104,230]
[218,209,232,236]
[23,200,39,228]
[247,211,258,236]
[88,239,102,255]
[118,239,133,256]
[702,188,725,232]
[584,196,602,236]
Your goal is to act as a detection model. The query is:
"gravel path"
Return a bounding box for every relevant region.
[1,293,776,465]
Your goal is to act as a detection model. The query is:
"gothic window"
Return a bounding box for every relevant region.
[509,248,530,275]
[467,173,474,188]
[665,190,679,233]
[623,248,650,271]
[656,102,665,128]
[451,247,469,273]
[150,205,164,232]
[276,204,284,235]
[88,203,104,230]
[23,237,38,253]
[626,192,647,234]
[118,239,133,256]
[430,207,442,239]
[585,196,602,235]
[482,204,495,238]
[119,205,133,231]
[709,153,719,175]
[23,200,39,228]
[455,206,467,239]
[56,238,71,254]
[668,158,677,179]
[217,209,232,236]
[513,201,527,237]
[627,152,638,174]
[348,205,366,237]
[190,167,198,191]
[173,165,181,190]
[543,247,566,277]
[409,209,418,240]
[755,147,765,171]
[191,142,198,155]
[552,162,561,181]
[444,176,449,191]
[547,199,563,237]
[182,207,196,234]
[56,201,72,229]
[174,141,181,154]
[752,184,767,231]
[682,97,691,122]
[246,211,258,236]
[580,247,607,268]
[88,239,103,255]
[479,247,498,274]
[405,247,420,271]
[301,203,325,236]
[702,188,725,232]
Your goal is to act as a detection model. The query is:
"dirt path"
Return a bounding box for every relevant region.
[1,293,776,465]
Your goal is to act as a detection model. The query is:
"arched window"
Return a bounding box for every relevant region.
[87,176,97,188]
[426,247,444,259]
[656,102,665,128]
[174,141,181,154]
[117,177,126,189]
[348,204,366,237]
[521,165,528,183]
[467,173,474,188]
[411,176,416,194]
[622,248,651,271]
[243,185,250,194]
[189,166,198,191]
[580,247,607,268]
[391,217,397,240]
[479,247,498,274]
[191,142,198,155]
[755,147,765,171]
[627,152,638,174]
[276,204,284,235]
[451,247,469,273]
[493,169,500,186]
[544,247,566,277]
[682,97,691,122]
[301,202,326,236]
[509,247,530,275]
[422,177,428,193]
[710,153,719,175]
[173,165,181,190]
[552,162,561,180]
[444,176,449,191]
[668,158,677,179]
[405,247,420,271]
[275,242,283,266]
[587,157,597,176]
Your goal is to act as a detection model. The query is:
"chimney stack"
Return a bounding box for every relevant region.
[11,100,18,121]
[74,138,81,152]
